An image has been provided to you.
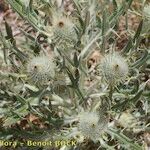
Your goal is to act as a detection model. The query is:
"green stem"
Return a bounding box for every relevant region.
[108,84,113,108]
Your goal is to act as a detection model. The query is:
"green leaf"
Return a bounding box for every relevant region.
[57,48,74,67]
[72,0,82,14]
[27,97,40,106]
[73,52,79,67]
[101,9,109,53]
[3,105,29,127]
[24,84,39,92]
[126,0,134,7]
[3,117,21,127]
[107,128,142,150]
[129,89,143,103]
[96,15,101,28]
[20,29,35,41]
[131,50,149,68]
[0,30,28,61]
[109,3,126,26]
[4,20,15,44]
[121,37,133,54]
[28,102,45,118]
[15,95,27,105]
[113,82,146,110]
[6,0,44,33]
[0,108,9,117]
[133,20,143,43]
[66,67,76,87]
[83,10,90,34]
[79,32,101,60]
[112,0,118,10]
[130,79,140,94]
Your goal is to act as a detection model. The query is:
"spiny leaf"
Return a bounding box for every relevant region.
[133,20,143,43]
[131,50,149,68]
[4,20,15,44]
[101,9,109,53]
[107,128,142,150]
[24,84,39,92]
[121,37,133,54]
[79,32,101,60]
[73,52,79,67]
[112,0,118,10]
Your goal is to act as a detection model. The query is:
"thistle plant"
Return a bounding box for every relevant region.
[0,0,149,150]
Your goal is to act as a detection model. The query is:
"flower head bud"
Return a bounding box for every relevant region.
[27,55,56,84]
[99,52,129,85]
[78,112,107,141]
[52,14,77,42]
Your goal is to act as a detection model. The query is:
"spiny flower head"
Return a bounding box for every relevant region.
[27,55,56,84]
[99,52,129,85]
[52,13,77,41]
[78,111,107,141]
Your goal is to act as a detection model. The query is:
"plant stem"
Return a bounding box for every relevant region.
[109,84,113,108]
